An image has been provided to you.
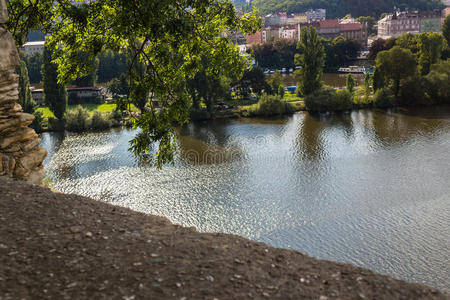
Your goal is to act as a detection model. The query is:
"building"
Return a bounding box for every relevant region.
[377,11,420,39]
[339,19,368,45]
[20,41,45,56]
[444,8,450,18]
[30,88,44,106]
[419,10,442,32]
[67,87,104,103]
[261,27,280,43]
[246,31,262,45]
[377,10,442,39]
[306,9,326,22]
[318,19,340,40]
[279,26,297,40]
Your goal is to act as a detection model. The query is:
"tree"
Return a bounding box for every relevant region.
[295,26,325,96]
[267,70,282,94]
[396,33,419,53]
[97,50,128,83]
[72,57,99,87]
[364,72,371,96]
[356,16,376,35]
[42,45,67,121]
[375,46,417,98]
[442,15,450,47]
[417,32,447,76]
[278,85,285,98]
[16,59,36,114]
[346,73,355,93]
[368,38,387,60]
[233,67,271,98]
[24,52,43,84]
[8,0,260,167]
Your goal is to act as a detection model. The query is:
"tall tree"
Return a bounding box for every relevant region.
[16,59,36,114]
[376,46,417,97]
[295,26,325,96]
[346,73,355,93]
[24,52,43,84]
[418,32,447,76]
[442,15,450,47]
[42,45,67,121]
[8,0,260,166]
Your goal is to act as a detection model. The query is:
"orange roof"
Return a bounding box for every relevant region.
[320,19,339,28]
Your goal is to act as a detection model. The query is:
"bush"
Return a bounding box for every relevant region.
[256,94,286,116]
[399,76,426,106]
[30,110,44,133]
[91,111,112,130]
[423,63,450,104]
[373,88,394,108]
[304,89,353,112]
[65,106,90,131]
[241,94,294,117]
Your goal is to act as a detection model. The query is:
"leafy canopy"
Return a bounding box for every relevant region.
[7,0,260,167]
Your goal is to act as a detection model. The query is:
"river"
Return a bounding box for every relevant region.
[41,107,450,291]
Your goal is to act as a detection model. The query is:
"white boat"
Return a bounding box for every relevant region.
[338,66,365,74]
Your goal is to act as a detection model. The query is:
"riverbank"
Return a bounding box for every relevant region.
[0,176,448,299]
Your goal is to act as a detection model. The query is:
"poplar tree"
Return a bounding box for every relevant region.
[16,59,36,114]
[295,26,325,96]
[42,45,67,121]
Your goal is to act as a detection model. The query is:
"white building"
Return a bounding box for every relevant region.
[21,41,45,56]
[279,27,297,40]
[306,9,326,22]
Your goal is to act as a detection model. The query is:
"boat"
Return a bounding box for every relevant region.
[338,66,365,74]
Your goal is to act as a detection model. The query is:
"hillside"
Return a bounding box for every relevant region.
[251,0,444,19]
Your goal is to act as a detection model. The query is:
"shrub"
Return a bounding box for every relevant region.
[30,110,44,133]
[255,94,286,116]
[304,89,353,112]
[278,85,285,98]
[373,88,394,108]
[91,111,112,130]
[399,76,426,106]
[65,106,90,131]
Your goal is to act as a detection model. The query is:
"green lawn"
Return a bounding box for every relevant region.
[283,92,302,102]
[37,103,133,118]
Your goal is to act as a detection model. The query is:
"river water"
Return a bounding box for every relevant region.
[41,107,450,291]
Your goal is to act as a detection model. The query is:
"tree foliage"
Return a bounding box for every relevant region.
[233,66,271,98]
[417,32,447,76]
[16,60,36,114]
[8,0,260,167]
[375,46,417,97]
[251,0,443,19]
[346,73,355,93]
[21,52,43,84]
[443,15,450,47]
[42,45,67,121]
[295,26,325,96]
[249,39,297,69]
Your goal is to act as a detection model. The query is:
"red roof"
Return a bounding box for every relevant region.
[320,19,339,28]
[339,23,362,31]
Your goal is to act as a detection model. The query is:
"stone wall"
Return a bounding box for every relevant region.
[0,0,46,185]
